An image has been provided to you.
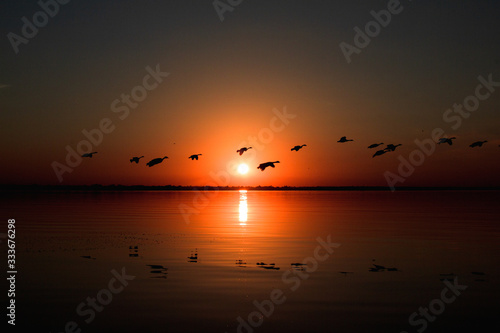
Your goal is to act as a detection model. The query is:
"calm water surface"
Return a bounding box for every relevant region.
[3,190,499,332]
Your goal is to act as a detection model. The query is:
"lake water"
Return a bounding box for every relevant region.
[3,190,499,332]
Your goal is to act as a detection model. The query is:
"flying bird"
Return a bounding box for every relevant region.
[82,152,97,158]
[470,141,487,148]
[146,156,168,167]
[291,144,307,151]
[368,143,384,149]
[384,144,402,152]
[257,161,280,171]
[188,154,202,160]
[130,156,144,163]
[236,147,252,155]
[372,150,387,158]
[438,137,456,145]
[337,136,354,143]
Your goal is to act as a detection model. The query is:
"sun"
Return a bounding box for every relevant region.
[237,163,249,175]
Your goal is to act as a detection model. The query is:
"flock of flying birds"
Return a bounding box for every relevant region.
[79,136,495,172]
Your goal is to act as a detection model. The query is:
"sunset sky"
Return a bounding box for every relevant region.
[1,0,500,187]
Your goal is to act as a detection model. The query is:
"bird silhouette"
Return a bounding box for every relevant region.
[438,137,456,145]
[384,144,402,152]
[470,140,487,148]
[337,136,354,143]
[257,161,280,171]
[130,156,144,163]
[146,156,168,167]
[368,143,384,149]
[372,150,387,158]
[189,154,202,160]
[236,147,252,156]
[82,152,97,158]
[291,144,307,151]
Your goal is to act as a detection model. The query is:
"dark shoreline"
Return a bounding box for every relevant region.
[1,184,500,192]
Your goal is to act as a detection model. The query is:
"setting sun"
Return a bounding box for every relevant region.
[237,163,249,175]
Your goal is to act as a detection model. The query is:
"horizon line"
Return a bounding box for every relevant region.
[2,184,500,192]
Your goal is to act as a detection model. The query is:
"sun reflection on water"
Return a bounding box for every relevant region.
[239,190,248,225]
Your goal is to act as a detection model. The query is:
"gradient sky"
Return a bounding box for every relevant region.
[1,0,500,187]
